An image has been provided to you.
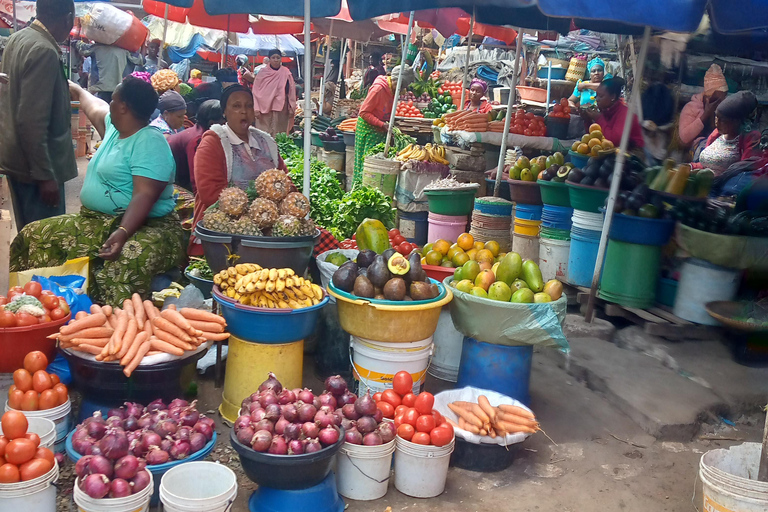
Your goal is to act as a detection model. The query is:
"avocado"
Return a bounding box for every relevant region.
[387,253,411,275]
[409,281,432,301]
[580,176,595,186]
[382,248,397,262]
[367,255,392,289]
[555,166,570,182]
[356,249,377,268]
[383,278,406,301]
[583,162,599,179]
[332,263,358,292]
[593,178,608,189]
[353,275,375,298]
[405,253,427,283]
[627,193,644,211]
[521,259,544,292]
[567,169,584,183]
[638,204,659,219]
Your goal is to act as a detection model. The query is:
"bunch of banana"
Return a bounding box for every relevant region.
[395,143,448,164]
[214,265,324,309]
[425,143,448,165]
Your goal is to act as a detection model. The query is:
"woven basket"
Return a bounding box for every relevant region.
[566,57,587,82]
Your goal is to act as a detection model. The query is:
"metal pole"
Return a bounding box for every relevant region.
[302,0,312,199]
[493,29,522,197]
[11,0,17,32]
[319,23,334,116]
[384,11,414,157]
[459,7,475,109]
[160,3,169,52]
[224,16,231,66]
[545,61,552,115]
[584,26,651,322]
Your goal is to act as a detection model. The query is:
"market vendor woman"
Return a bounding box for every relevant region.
[568,57,611,109]
[464,78,493,114]
[11,77,184,306]
[354,65,416,185]
[583,77,644,153]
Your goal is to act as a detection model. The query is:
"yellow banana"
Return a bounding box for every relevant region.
[311,284,324,300]
[268,268,278,282]
[227,267,237,277]
[278,269,287,279]
[284,288,297,300]
[265,280,275,293]
[276,279,286,292]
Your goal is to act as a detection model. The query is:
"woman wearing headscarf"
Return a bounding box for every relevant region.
[584,77,644,152]
[678,64,729,148]
[188,69,203,86]
[151,69,181,95]
[464,78,493,114]
[189,85,289,256]
[354,65,416,185]
[363,52,385,89]
[251,49,296,137]
[692,91,763,175]
[150,90,187,136]
[168,99,223,192]
[236,55,254,89]
[568,57,611,109]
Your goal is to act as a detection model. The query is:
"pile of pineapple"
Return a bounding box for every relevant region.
[202,169,315,237]
[214,263,324,309]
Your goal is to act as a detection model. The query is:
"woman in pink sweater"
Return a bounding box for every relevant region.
[678,64,729,148]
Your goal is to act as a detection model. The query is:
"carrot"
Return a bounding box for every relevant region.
[180,308,226,326]
[70,337,110,347]
[494,421,537,434]
[187,320,224,333]
[73,344,106,355]
[120,332,148,366]
[60,313,107,335]
[447,403,483,428]
[122,299,135,317]
[497,404,535,420]
[89,305,103,315]
[109,311,129,355]
[200,331,230,341]
[117,318,138,359]
[73,311,88,321]
[154,328,195,351]
[470,403,490,424]
[143,319,153,337]
[152,317,193,342]
[160,309,195,335]
[445,418,460,429]
[496,411,539,428]
[149,338,184,356]
[60,326,114,341]
[488,427,497,438]
[478,395,497,423]
[146,351,162,356]
[168,304,177,310]
[123,340,151,377]
[101,305,113,317]
[144,301,159,321]
[106,314,118,329]
[132,294,145,326]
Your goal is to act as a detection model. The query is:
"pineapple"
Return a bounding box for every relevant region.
[218,187,249,217]
[298,217,316,236]
[255,169,292,202]
[279,192,310,218]
[272,215,302,237]
[202,209,233,233]
[248,198,280,229]
[230,217,262,236]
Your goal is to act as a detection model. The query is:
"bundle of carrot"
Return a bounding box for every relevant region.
[446,395,539,438]
[488,121,506,133]
[337,118,357,132]
[444,110,489,132]
[51,294,228,377]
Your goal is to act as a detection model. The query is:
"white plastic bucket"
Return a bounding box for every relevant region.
[539,237,570,282]
[673,258,741,325]
[394,436,455,498]
[5,399,72,453]
[512,233,540,264]
[571,210,604,231]
[428,307,463,382]
[0,461,58,512]
[74,470,153,512]
[159,462,237,512]
[699,443,768,511]
[351,336,432,396]
[0,416,55,450]
[336,439,395,501]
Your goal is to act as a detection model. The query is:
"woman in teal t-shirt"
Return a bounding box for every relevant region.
[568,57,612,109]
[11,76,184,305]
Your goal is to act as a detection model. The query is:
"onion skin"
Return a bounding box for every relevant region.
[318,425,340,447]
[193,421,214,441]
[363,432,383,446]
[189,432,206,453]
[75,455,94,479]
[264,404,281,422]
[301,422,319,439]
[297,403,317,423]
[342,404,359,420]
[314,410,334,428]
[124,402,144,419]
[288,439,304,455]
[297,389,314,404]
[129,470,151,493]
[304,439,322,453]
[82,474,111,499]
[324,375,348,396]
[280,404,298,423]
[378,422,396,443]
[268,435,288,455]
[147,399,166,412]
[234,415,251,432]
[344,428,363,445]
[258,372,283,394]
[373,409,383,423]
[113,455,139,480]
[89,455,114,478]
[277,389,296,405]
[170,439,191,460]
[274,416,290,435]
[356,416,377,435]
[109,478,132,498]
[258,390,278,408]
[318,392,337,409]
[249,406,266,422]
[236,426,255,446]
[253,419,274,434]
[354,391,377,417]
[283,422,302,441]
[250,430,272,452]
[337,390,357,407]
[145,448,170,465]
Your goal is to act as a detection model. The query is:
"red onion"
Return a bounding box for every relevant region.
[354,391,377,417]
[169,399,188,409]
[124,402,144,419]
[75,455,94,478]
[318,425,340,447]
[160,438,173,453]
[250,430,272,452]
[318,392,337,409]
[331,410,343,427]
[93,454,116,477]
[264,404,281,422]
[73,437,95,455]
[193,421,214,441]
[136,414,152,430]
[197,417,215,430]
[123,416,139,432]
[108,407,127,420]
[284,423,301,441]
[83,411,105,426]
[337,390,357,407]
[345,428,363,445]
[277,389,296,405]
[109,478,132,498]
[280,404,298,423]
[342,404,360,420]
[176,426,192,442]
[253,419,273,434]
[82,474,110,499]
[87,445,103,457]
[178,407,199,427]
[87,420,107,440]
[258,372,283,394]
[340,418,355,431]
[259,390,278,408]
[249,391,261,403]
[274,416,290,435]
[145,447,170,465]
[268,435,288,455]
[363,432,383,446]
[55,452,65,465]
[236,426,255,446]
[153,418,178,438]
[241,398,252,411]
[314,410,334,428]
[373,409,383,423]
[356,416,377,434]
[301,422,319,439]
[312,397,321,410]
[297,403,317,423]
[129,470,151,493]
[297,389,314,404]
[234,415,251,432]
[129,439,144,458]
[137,459,146,472]
[170,439,191,460]
[291,388,302,397]
[324,375,347,396]
[99,429,129,460]
[114,455,139,480]
[378,422,395,443]
[73,427,90,442]
[140,432,161,453]
[189,432,206,453]
[147,399,166,412]
[305,439,322,453]
[249,406,266,422]
[288,439,304,455]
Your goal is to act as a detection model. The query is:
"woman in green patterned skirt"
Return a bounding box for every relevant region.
[11,76,184,306]
[354,66,415,185]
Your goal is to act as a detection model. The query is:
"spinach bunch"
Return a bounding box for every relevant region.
[329,185,395,240]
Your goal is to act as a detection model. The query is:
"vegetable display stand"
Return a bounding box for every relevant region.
[538,179,571,207]
[598,240,662,309]
[566,182,609,213]
[362,157,399,198]
[351,336,432,396]
[336,440,395,501]
[673,259,741,325]
[0,460,59,512]
[219,336,303,423]
[0,313,71,373]
[508,180,543,205]
[247,472,344,512]
[457,337,533,405]
[394,436,455,498]
[74,470,153,512]
[159,461,237,512]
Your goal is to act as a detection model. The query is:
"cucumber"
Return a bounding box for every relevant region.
[695,169,714,198]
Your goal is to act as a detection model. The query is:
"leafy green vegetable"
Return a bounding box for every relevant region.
[187,258,213,280]
[287,153,344,232]
[275,133,300,160]
[365,129,415,158]
[329,185,395,240]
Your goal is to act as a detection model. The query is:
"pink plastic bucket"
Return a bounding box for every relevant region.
[427,213,468,244]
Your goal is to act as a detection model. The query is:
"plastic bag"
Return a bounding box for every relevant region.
[10,256,90,292]
[32,275,92,318]
[433,386,533,446]
[81,4,133,45]
[395,167,447,213]
[316,249,360,301]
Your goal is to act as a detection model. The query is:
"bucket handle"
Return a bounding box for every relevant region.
[348,343,434,394]
[342,451,391,484]
[691,470,701,512]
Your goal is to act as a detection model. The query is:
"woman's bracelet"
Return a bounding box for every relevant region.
[117,226,129,236]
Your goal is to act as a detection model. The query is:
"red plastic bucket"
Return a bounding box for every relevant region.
[0,314,71,373]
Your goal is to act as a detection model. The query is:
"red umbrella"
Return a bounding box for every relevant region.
[456,17,518,44]
[250,16,310,35]
[142,0,250,32]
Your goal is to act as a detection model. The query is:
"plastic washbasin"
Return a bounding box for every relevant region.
[0,313,71,373]
[184,267,214,299]
[327,279,453,343]
[507,180,542,205]
[425,189,476,216]
[566,182,609,213]
[568,150,590,169]
[537,180,571,207]
[600,208,676,246]
[213,286,328,343]
[423,265,457,283]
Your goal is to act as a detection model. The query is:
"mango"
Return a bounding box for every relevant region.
[455,279,474,293]
[511,279,529,291]
[521,259,544,292]
[495,252,523,286]
[488,281,512,302]
[474,269,495,292]
[534,292,552,303]
[543,279,563,300]
[470,287,488,298]
[511,288,535,303]
[461,260,481,282]
[355,218,391,254]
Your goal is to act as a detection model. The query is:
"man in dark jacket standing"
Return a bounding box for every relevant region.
[0,0,77,229]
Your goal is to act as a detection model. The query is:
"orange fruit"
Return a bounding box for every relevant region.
[433,239,450,255]
[473,241,485,252]
[452,251,470,267]
[590,130,603,140]
[457,233,474,251]
[447,245,464,260]
[476,249,494,264]
[589,123,602,133]
[588,138,602,149]
[484,240,500,257]
[571,141,580,152]
[580,134,591,144]
[466,248,478,261]
[577,143,589,155]
[590,145,601,157]
[425,250,443,266]
[602,139,614,150]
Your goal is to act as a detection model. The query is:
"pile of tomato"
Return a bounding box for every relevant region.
[395,100,424,118]
[338,229,419,256]
[8,351,69,411]
[510,109,547,137]
[0,282,70,327]
[373,371,454,447]
[548,98,572,119]
[0,410,56,483]
[438,81,463,106]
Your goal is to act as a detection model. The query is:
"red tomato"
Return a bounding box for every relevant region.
[401,393,417,408]
[20,458,52,481]
[381,389,402,408]
[429,426,454,447]
[21,390,38,411]
[7,389,24,410]
[0,463,20,483]
[16,313,39,327]
[438,87,444,94]
[523,129,532,136]
[0,311,17,327]
[49,374,59,386]
[403,408,420,427]
[396,423,415,441]
[415,414,436,433]
[395,243,410,255]
[388,228,399,238]
[414,392,435,415]
[394,405,408,418]
[392,371,413,396]
[37,315,51,324]
[38,390,58,410]
[39,294,59,310]
[8,286,23,295]
[1,411,27,440]
[375,401,395,419]
[7,291,22,302]
[25,433,40,448]
[372,392,382,402]
[23,352,48,374]
[22,282,42,298]
[12,369,32,393]
[5,438,36,465]
[49,308,66,321]
[392,235,406,246]
[31,371,52,394]
[0,297,6,306]
[52,384,68,405]
[411,432,431,445]
[35,447,55,464]
[0,437,8,457]
[431,409,443,425]
[57,298,70,315]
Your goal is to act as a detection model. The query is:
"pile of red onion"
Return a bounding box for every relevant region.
[75,453,150,499]
[71,399,215,479]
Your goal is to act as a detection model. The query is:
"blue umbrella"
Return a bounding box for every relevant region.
[202,0,341,17]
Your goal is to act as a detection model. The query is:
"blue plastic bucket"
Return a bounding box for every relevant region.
[398,210,428,246]
[541,205,573,230]
[249,472,344,512]
[456,337,533,405]
[474,196,514,217]
[567,226,602,287]
[514,203,543,221]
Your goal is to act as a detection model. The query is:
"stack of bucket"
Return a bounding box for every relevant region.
[512,204,543,263]
[567,210,604,287]
[351,336,433,397]
[539,205,573,281]
[469,198,513,252]
[427,212,468,244]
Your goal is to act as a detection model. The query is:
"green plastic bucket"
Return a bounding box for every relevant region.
[424,189,476,216]
[538,180,571,207]
[540,227,571,241]
[567,183,609,213]
[598,240,661,309]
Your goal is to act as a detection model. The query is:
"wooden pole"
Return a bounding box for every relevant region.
[459,7,475,109]
[383,11,414,157]
[302,0,311,199]
[319,23,333,116]
[0,210,11,295]
[493,29,522,197]
[758,403,768,481]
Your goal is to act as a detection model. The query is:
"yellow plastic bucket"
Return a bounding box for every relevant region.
[219,336,303,422]
[513,218,542,236]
